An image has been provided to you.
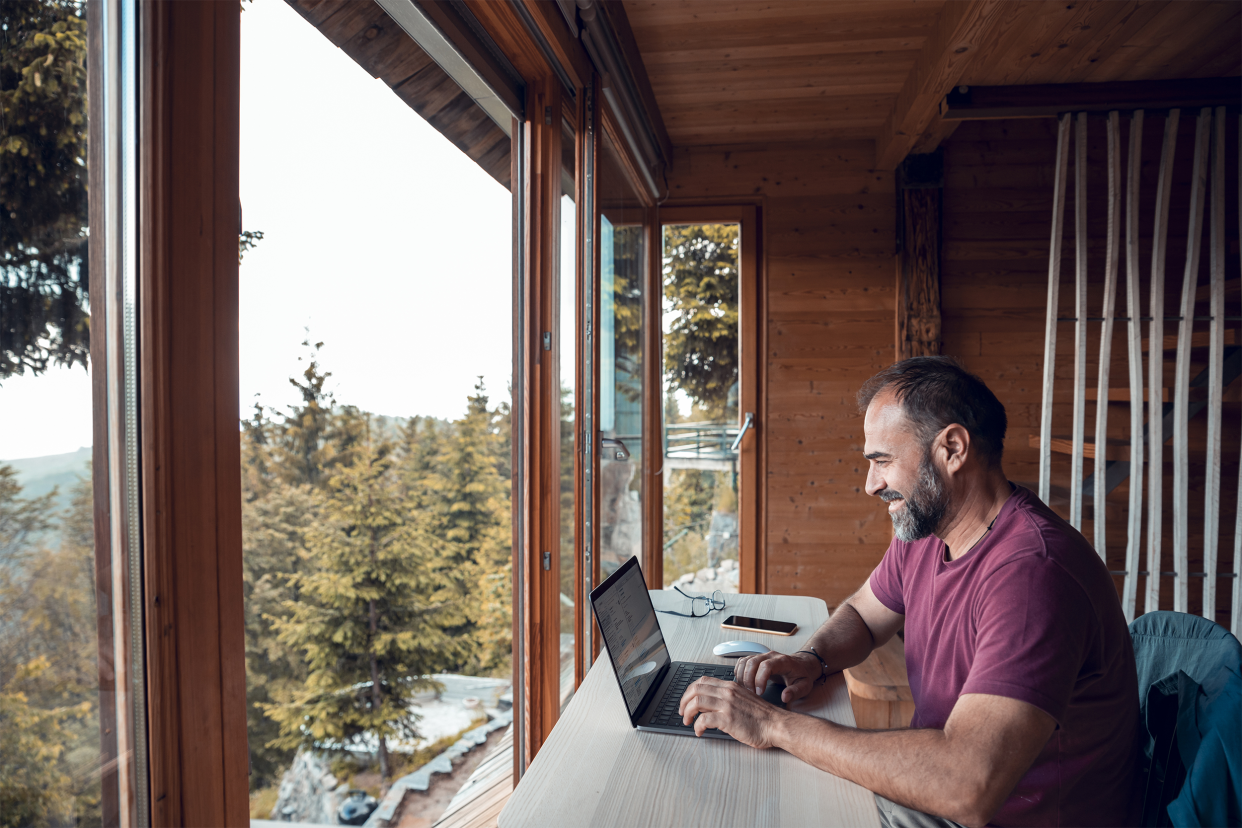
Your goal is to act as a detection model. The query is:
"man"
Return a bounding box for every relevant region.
[678,357,1138,827]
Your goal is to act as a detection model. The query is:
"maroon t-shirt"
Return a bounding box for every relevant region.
[869,484,1138,827]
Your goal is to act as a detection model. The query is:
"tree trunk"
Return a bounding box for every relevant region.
[369,601,389,781]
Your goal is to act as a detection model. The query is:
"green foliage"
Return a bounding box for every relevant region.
[0,659,91,828]
[662,224,739,419]
[0,471,101,827]
[263,424,463,780]
[238,348,512,787]
[607,223,645,399]
[1,0,90,380]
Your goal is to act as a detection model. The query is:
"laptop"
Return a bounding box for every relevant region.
[589,556,785,740]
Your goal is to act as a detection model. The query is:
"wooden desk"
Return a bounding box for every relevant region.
[499,591,880,827]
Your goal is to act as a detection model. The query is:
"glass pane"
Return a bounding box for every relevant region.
[240,3,513,820]
[558,120,576,710]
[0,1,114,822]
[597,132,646,581]
[661,224,741,593]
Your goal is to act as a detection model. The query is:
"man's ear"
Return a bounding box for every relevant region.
[941,424,971,475]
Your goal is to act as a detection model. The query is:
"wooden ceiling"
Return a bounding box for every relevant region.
[623,0,1242,167]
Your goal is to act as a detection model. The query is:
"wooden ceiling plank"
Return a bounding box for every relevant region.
[1008,1,1138,86]
[632,18,936,51]
[1192,40,1242,80]
[961,1,1085,87]
[647,51,919,81]
[874,0,1009,171]
[1043,1,1163,84]
[1132,6,1242,80]
[1081,1,1229,83]
[1110,3,1242,82]
[285,0,350,29]
[657,83,907,107]
[640,36,933,66]
[624,0,943,29]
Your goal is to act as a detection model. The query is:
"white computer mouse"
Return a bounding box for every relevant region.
[712,640,771,658]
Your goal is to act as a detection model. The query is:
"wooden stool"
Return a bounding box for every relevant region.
[843,635,915,729]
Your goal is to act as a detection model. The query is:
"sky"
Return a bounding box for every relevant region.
[1,0,515,461]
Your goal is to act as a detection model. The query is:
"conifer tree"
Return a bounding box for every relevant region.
[414,380,513,674]
[266,421,461,782]
[272,340,335,488]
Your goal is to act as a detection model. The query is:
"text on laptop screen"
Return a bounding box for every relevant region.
[595,563,671,716]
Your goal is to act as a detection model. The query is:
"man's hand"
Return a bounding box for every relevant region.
[734,651,821,703]
[678,676,790,747]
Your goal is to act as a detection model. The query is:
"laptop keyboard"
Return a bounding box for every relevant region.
[647,663,734,729]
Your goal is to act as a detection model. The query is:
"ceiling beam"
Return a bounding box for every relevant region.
[942,77,1242,120]
[874,0,1007,171]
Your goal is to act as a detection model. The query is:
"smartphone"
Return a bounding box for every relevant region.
[720,615,798,636]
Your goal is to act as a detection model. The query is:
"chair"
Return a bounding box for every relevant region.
[1130,611,1242,827]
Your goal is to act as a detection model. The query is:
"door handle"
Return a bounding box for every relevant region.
[600,436,631,461]
[730,412,756,452]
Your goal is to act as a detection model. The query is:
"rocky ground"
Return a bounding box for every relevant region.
[665,557,739,596]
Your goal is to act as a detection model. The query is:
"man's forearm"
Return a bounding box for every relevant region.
[802,599,879,675]
[769,712,985,827]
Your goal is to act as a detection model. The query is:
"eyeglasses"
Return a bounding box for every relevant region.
[657,586,727,618]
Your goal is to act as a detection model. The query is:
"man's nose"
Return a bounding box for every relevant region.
[864,464,885,497]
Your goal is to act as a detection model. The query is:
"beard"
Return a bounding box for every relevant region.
[880,450,949,542]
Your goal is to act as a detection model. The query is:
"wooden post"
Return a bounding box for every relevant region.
[1172,109,1210,615]
[1071,113,1089,530]
[1122,111,1145,623]
[896,152,943,361]
[1040,114,1072,506]
[1204,107,1225,621]
[1094,111,1121,560]
[1146,110,1179,616]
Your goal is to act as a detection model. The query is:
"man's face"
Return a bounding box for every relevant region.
[863,391,949,542]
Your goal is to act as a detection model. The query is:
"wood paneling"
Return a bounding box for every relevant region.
[667,142,896,608]
[941,115,1242,631]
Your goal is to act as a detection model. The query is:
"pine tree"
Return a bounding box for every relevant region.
[265,421,461,782]
[412,380,513,675]
[272,340,336,488]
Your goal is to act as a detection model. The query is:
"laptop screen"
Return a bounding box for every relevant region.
[591,558,671,717]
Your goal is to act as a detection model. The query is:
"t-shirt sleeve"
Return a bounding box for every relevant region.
[868,539,907,616]
[959,556,1092,724]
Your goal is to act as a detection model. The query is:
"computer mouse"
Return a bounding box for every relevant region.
[712,640,771,658]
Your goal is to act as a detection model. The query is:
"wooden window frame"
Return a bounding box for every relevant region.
[650,206,764,594]
[136,1,248,823]
[125,0,599,808]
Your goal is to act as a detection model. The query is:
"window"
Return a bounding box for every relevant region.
[596,128,648,581]
[661,223,743,592]
[238,3,514,819]
[1,0,142,821]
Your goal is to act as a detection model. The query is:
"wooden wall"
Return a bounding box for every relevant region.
[941,116,1242,629]
[666,117,1241,630]
[667,141,897,608]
